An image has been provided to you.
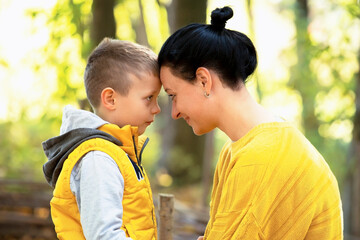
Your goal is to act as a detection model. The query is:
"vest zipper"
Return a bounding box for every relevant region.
[132,136,156,234]
[139,137,149,167]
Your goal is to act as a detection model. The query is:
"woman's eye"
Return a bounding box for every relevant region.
[168,94,175,101]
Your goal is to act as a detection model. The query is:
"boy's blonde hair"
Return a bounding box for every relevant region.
[84,38,158,109]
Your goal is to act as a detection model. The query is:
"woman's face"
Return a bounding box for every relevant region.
[160,66,216,135]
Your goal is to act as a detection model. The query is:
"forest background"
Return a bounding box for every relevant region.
[0,0,359,238]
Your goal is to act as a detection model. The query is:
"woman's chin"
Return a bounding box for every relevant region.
[192,126,212,136]
[193,130,204,136]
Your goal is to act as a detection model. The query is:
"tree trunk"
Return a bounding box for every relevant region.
[292,0,320,145]
[90,0,116,47]
[166,0,207,31]
[78,0,117,111]
[131,0,149,47]
[158,0,209,187]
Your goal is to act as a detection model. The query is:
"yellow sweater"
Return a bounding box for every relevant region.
[204,122,343,240]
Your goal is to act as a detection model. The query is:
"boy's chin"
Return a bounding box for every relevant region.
[137,126,147,135]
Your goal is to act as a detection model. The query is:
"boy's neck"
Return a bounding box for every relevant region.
[94,106,109,123]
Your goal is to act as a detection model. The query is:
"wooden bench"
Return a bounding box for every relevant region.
[0,179,56,239]
[0,179,208,240]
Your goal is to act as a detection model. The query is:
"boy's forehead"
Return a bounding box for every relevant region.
[129,71,159,82]
[128,72,161,90]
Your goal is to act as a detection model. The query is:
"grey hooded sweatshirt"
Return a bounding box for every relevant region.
[42,105,133,240]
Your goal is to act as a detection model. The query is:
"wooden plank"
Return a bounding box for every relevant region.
[0,179,52,192]
[0,179,56,239]
[0,212,55,239]
[0,192,51,208]
[0,211,53,226]
[159,193,174,240]
[0,224,56,239]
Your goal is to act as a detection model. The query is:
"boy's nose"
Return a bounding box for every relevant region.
[152,101,161,115]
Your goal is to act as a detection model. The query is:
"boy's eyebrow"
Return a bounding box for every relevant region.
[147,88,161,95]
[147,89,158,95]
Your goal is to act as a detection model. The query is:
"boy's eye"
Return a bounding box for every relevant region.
[168,94,175,101]
[146,95,153,101]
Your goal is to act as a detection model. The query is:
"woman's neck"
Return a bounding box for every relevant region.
[217,86,278,142]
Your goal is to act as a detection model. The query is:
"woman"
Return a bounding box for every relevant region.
[158,6,343,240]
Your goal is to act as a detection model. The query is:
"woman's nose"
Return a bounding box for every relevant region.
[171,103,180,119]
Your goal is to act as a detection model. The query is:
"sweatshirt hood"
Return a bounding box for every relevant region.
[42,105,122,188]
[60,105,108,134]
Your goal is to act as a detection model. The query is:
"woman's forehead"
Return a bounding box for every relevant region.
[160,67,176,85]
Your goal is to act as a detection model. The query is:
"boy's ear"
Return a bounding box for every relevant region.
[101,87,116,110]
[196,67,212,94]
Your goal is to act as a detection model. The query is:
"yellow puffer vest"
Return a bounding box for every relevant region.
[50,124,157,240]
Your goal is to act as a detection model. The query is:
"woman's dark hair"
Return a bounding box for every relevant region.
[158,6,257,89]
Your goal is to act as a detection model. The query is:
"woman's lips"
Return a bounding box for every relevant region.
[184,117,190,125]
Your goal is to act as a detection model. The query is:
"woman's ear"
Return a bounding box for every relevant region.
[196,67,212,95]
[101,87,116,110]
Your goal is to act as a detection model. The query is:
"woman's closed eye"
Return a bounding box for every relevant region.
[168,94,176,101]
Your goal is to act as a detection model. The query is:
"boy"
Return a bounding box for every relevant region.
[42,38,161,240]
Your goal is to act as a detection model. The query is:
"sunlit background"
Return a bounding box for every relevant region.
[0,0,359,238]
[1,0,358,137]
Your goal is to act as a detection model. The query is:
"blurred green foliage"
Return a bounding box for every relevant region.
[0,0,358,195]
[0,112,61,180]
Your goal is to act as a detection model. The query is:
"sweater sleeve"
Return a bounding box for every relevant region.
[70,150,133,240]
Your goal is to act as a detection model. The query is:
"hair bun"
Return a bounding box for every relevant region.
[210,6,233,30]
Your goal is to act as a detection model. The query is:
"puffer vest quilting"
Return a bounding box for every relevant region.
[51,136,157,240]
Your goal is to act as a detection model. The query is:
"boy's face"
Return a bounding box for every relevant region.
[112,73,161,135]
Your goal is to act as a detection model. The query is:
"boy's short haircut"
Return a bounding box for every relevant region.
[84,38,159,109]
